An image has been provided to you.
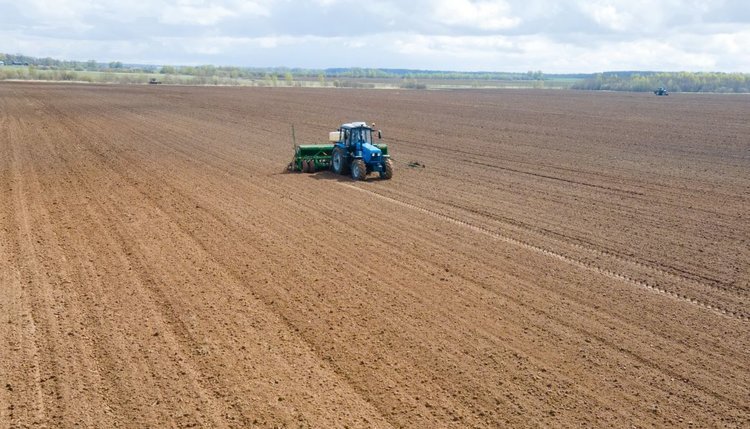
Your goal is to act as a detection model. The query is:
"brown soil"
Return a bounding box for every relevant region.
[1,82,748,428]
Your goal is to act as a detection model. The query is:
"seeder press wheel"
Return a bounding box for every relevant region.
[301,159,316,173]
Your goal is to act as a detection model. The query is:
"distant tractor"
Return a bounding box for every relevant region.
[149,78,162,85]
[289,122,393,180]
[654,87,669,96]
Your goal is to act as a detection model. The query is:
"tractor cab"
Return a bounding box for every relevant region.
[341,122,381,147]
[343,127,369,146]
[340,123,383,164]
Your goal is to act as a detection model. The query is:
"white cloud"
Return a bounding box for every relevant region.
[588,3,629,31]
[159,0,271,25]
[19,0,273,28]
[577,0,708,33]
[160,4,235,26]
[157,34,341,54]
[20,0,98,32]
[393,34,516,57]
[433,0,521,30]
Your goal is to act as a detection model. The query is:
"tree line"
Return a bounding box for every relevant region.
[5,53,749,92]
[159,65,546,81]
[572,72,750,93]
[1,53,548,82]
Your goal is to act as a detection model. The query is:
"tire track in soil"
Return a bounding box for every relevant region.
[34,89,396,428]
[276,178,750,419]
[392,139,747,292]
[0,90,47,428]
[15,88,259,427]
[290,127,747,298]
[374,173,748,307]
[3,100,62,427]
[394,133,749,205]
[22,110,128,428]
[98,170,589,427]
[384,100,748,290]
[75,113,409,429]
[342,184,749,322]
[314,183,750,422]
[430,192,748,300]
[33,95,238,427]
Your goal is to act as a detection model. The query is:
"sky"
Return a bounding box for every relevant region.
[0,0,748,73]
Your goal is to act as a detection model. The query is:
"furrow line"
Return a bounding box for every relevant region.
[436,199,746,299]
[342,184,749,322]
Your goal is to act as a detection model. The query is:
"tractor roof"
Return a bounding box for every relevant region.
[340,121,369,129]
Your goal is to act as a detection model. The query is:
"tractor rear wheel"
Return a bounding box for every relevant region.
[380,159,393,180]
[332,147,349,175]
[351,159,367,181]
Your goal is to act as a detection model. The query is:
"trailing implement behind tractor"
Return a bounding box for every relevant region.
[289,122,393,180]
[291,144,334,173]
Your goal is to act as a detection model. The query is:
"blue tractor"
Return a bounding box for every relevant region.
[330,122,393,180]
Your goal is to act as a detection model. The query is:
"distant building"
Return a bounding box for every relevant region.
[0,61,4,66]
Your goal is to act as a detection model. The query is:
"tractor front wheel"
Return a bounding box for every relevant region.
[351,159,367,181]
[380,159,393,180]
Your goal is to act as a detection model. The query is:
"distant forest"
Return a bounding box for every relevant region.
[572,71,750,93]
[2,53,749,93]
[0,53,546,81]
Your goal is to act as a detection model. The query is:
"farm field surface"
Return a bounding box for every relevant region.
[0,82,748,428]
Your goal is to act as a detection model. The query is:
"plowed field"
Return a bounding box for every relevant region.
[1,82,748,428]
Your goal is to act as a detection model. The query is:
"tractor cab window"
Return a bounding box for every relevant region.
[351,128,372,145]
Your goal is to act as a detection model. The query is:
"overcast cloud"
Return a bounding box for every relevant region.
[1,0,748,72]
